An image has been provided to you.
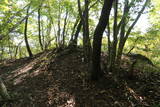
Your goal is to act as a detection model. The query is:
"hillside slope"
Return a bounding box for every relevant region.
[0,48,160,107]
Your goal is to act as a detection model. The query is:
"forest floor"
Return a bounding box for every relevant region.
[0,48,160,107]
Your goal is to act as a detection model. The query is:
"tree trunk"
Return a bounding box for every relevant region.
[62,9,68,46]
[106,22,111,67]
[0,45,4,60]
[70,17,80,41]
[73,20,82,45]
[24,6,33,57]
[91,0,114,81]
[14,41,23,59]
[83,0,92,62]
[78,0,91,62]
[69,19,82,48]
[116,0,148,65]
[38,7,43,51]
[109,0,118,72]
[57,3,61,46]
[0,77,10,100]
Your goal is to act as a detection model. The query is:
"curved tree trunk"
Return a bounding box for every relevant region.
[38,7,43,51]
[24,6,33,57]
[91,0,114,81]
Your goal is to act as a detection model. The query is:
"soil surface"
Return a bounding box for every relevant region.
[0,48,160,107]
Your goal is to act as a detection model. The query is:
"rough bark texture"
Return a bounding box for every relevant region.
[91,0,114,80]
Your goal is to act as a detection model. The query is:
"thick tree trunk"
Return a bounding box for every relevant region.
[91,0,114,80]
[24,6,33,57]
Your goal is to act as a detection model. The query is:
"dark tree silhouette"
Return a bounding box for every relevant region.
[91,0,114,80]
[24,5,33,57]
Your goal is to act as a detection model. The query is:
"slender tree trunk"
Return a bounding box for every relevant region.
[78,0,91,62]
[8,41,12,59]
[83,0,92,62]
[106,22,111,66]
[62,9,68,46]
[109,0,118,72]
[116,0,148,65]
[69,19,82,47]
[24,6,33,57]
[91,0,114,80]
[42,20,45,49]
[14,41,23,59]
[70,17,80,41]
[73,20,82,45]
[115,0,129,65]
[57,3,61,46]
[38,7,43,51]
[0,45,4,60]
[116,20,126,65]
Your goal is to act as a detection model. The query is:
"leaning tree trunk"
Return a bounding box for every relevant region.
[116,0,149,65]
[69,19,82,48]
[91,0,114,81]
[0,77,10,100]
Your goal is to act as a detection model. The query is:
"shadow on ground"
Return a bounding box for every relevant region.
[0,49,160,107]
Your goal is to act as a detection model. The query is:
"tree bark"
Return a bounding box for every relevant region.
[24,6,33,57]
[0,77,10,100]
[62,9,69,46]
[70,17,80,41]
[38,7,43,51]
[109,0,118,72]
[91,0,114,80]
[57,3,61,46]
[78,0,91,62]
[83,0,92,62]
[116,0,148,65]
[14,41,23,58]
[106,22,111,66]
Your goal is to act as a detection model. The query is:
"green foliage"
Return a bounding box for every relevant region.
[0,0,160,69]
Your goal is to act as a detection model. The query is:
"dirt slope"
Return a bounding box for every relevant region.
[0,49,160,107]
